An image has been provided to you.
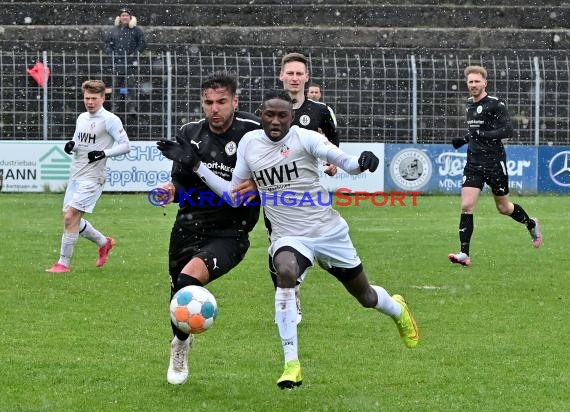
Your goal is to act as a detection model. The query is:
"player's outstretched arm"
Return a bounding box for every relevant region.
[323,145,379,175]
[194,164,247,208]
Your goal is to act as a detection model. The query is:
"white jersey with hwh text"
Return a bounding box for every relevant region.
[232,126,359,242]
[69,107,130,184]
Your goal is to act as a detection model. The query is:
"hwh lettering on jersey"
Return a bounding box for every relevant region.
[253,162,299,187]
[78,132,96,143]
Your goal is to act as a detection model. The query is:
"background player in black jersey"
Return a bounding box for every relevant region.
[156,71,261,385]
[280,53,339,147]
[271,53,341,322]
[448,65,542,267]
[307,82,322,101]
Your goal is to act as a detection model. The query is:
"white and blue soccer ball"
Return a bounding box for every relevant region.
[170,285,218,334]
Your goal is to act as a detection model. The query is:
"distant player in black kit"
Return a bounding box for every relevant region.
[276,52,339,322]
[157,71,261,385]
[280,52,339,147]
[448,65,543,267]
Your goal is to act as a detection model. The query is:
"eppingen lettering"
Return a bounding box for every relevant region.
[106,167,170,187]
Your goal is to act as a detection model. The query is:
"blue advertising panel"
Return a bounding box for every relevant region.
[503,146,537,195]
[385,144,538,194]
[538,146,570,194]
[384,145,441,193]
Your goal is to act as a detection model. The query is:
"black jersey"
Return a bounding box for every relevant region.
[170,111,261,235]
[465,95,513,167]
[293,98,339,146]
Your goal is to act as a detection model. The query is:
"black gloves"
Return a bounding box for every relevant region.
[64,140,75,154]
[358,151,379,173]
[87,150,106,163]
[452,129,478,149]
[451,136,468,149]
[157,136,200,170]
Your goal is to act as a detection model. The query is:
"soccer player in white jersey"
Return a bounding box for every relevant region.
[278,52,340,323]
[186,89,420,389]
[46,80,131,273]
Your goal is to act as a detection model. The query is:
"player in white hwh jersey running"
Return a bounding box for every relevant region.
[170,88,420,389]
[46,80,130,273]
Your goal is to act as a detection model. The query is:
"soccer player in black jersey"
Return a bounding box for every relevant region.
[448,65,542,267]
[280,53,339,147]
[156,71,261,385]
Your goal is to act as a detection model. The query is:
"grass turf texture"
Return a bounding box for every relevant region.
[1,193,568,411]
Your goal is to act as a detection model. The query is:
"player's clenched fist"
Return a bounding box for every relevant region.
[358,151,379,172]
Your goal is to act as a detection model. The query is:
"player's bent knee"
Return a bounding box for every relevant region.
[273,252,298,284]
[496,204,512,215]
[273,246,312,288]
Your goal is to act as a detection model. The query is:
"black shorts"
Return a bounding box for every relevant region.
[168,222,250,286]
[463,161,510,196]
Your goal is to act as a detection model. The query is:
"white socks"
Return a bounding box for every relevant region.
[79,219,107,247]
[58,232,79,267]
[275,287,298,362]
[371,285,402,318]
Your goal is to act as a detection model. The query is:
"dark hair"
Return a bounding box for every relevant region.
[201,71,238,95]
[262,89,292,105]
[119,7,131,15]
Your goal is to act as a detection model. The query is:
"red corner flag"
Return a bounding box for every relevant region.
[27,62,51,87]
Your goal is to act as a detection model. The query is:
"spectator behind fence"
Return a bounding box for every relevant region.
[104,7,146,80]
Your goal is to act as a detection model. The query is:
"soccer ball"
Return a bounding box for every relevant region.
[170,285,218,334]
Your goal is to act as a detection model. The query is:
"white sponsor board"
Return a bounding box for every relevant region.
[0,141,383,193]
[0,141,172,192]
[103,142,172,191]
[320,143,385,192]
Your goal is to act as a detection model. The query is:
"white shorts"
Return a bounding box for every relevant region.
[269,217,362,271]
[63,180,103,213]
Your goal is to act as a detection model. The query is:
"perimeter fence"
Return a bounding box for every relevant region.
[1,50,569,145]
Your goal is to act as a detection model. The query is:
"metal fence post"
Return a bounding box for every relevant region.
[166,51,172,140]
[43,50,48,140]
[410,54,417,144]
[533,56,541,146]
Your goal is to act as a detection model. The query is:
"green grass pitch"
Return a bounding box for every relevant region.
[1,193,568,411]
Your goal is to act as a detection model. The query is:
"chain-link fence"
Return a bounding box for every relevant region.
[1,50,569,145]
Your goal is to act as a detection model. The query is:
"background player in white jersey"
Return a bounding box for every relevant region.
[46,80,130,273]
[189,89,420,389]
